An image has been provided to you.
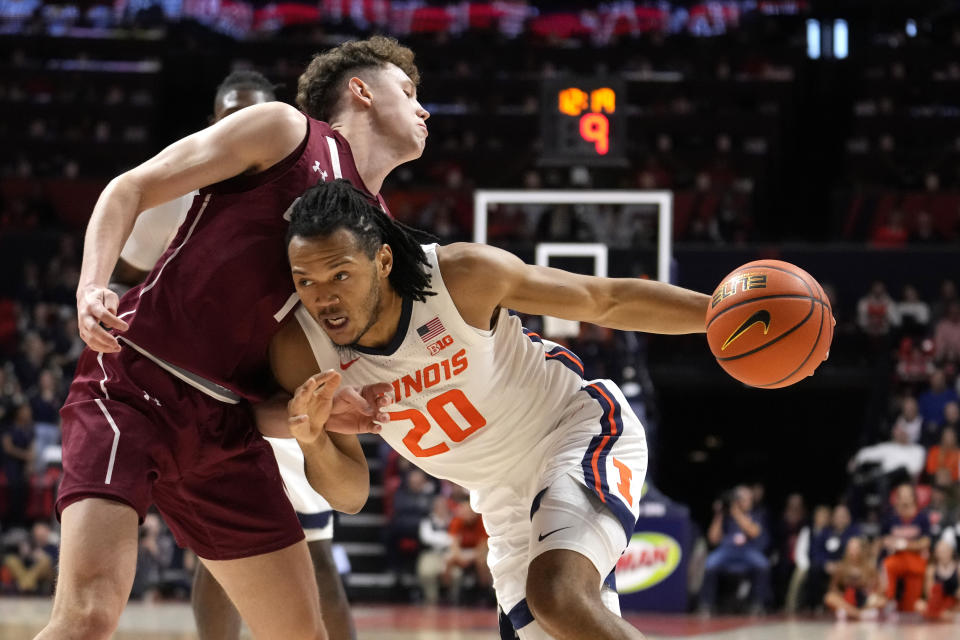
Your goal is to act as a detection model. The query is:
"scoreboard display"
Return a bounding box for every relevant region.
[541,77,627,167]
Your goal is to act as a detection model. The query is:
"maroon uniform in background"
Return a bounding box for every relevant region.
[58,117,387,560]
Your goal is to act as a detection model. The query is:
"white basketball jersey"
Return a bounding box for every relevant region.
[119,192,195,271]
[294,244,588,491]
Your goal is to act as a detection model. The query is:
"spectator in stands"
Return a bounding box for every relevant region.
[785,504,830,613]
[0,366,23,424]
[130,512,181,602]
[824,537,885,620]
[50,315,84,378]
[12,331,48,391]
[916,539,960,621]
[1,402,35,525]
[750,482,772,550]
[883,484,932,612]
[933,301,960,366]
[24,372,60,474]
[443,496,491,602]
[28,369,62,425]
[896,285,930,338]
[892,396,924,444]
[15,263,43,307]
[850,423,926,482]
[386,469,437,579]
[773,493,807,607]
[944,401,960,434]
[417,495,453,605]
[804,503,860,611]
[535,205,592,242]
[1,522,58,595]
[857,281,898,338]
[636,156,671,189]
[918,369,958,427]
[698,486,771,614]
[896,337,935,387]
[926,426,960,483]
[933,467,960,523]
[871,209,909,248]
[415,196,467,243]
[931,280,958,326]
[909,211,944,244]
[926,476,955,542]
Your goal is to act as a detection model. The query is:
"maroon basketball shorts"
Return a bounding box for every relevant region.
[57,346,304,560]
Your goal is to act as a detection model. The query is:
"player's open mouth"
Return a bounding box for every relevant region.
[323,317,348,330]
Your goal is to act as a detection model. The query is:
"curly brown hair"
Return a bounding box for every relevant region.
[296,36,420,122]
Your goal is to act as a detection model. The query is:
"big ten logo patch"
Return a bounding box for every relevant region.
[427,334,454,356]
[711,272,767,308]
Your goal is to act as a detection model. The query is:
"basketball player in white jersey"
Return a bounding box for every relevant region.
[265,179,711,640]
[111,70,357,640]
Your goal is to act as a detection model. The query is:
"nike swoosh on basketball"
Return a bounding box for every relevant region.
[722,309,771,351]
[340,357,360,370]
[538,526,573,542]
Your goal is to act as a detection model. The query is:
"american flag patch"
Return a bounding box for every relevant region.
[417,317,445,343]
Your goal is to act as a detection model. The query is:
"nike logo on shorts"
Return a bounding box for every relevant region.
[340,357,360,370]
[537,526,573,542]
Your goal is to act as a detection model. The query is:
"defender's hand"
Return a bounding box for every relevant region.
[288,371,341,444]
[325,383,393,435]
[77,284,129,352]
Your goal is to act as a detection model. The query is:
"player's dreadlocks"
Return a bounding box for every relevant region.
[288,179,436,302]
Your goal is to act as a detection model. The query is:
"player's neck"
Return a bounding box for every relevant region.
[354,287,404,350]
[331,120,401,195]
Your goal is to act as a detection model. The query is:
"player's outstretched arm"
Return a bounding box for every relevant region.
[438,243,710,335]
[77,102,306,352]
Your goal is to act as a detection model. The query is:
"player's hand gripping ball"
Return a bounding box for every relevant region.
[705,260,834,388]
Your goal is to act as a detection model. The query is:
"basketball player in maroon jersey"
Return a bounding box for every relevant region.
[110,70,358,640]
[37,37,427,640]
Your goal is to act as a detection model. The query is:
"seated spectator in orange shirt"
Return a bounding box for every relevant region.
[882,485,933,612]
[926,426,960,482]
[443,497,492,595]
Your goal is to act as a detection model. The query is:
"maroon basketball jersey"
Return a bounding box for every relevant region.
[117,116,389,402]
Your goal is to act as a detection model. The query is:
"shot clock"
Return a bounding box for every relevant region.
[540,77,627,167]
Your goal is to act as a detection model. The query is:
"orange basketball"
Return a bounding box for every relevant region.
[705,260,834,388]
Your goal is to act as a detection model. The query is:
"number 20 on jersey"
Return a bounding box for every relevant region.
[391,389,486,457]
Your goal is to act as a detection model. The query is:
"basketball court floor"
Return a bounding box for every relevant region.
[1,599,958,640]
